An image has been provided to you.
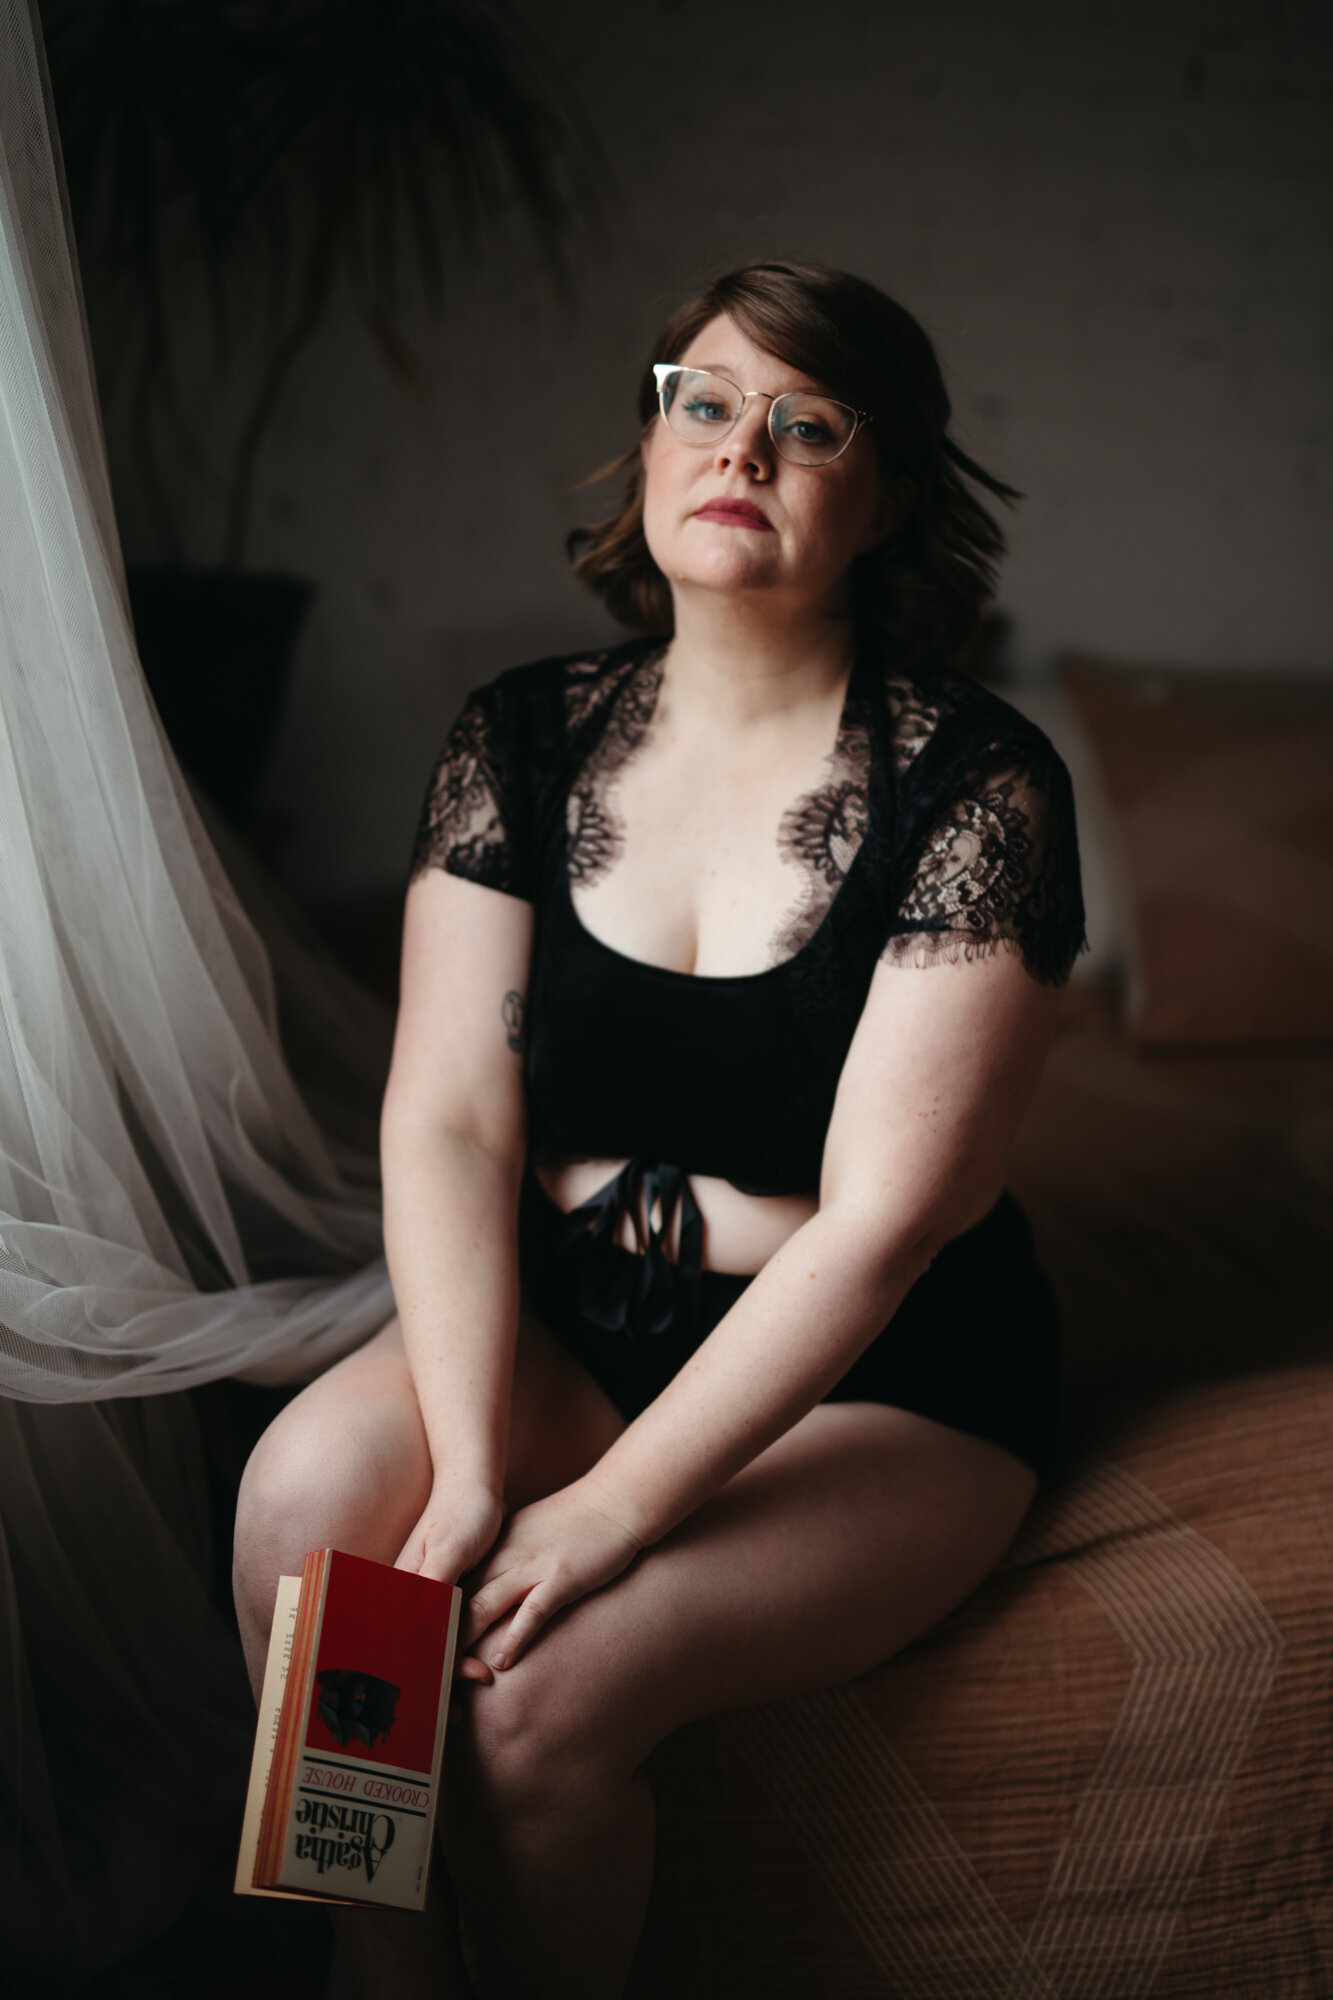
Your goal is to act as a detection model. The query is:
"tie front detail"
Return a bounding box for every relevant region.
[556,1158,704,1340]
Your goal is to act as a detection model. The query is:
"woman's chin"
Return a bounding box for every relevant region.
[667,554,785,601]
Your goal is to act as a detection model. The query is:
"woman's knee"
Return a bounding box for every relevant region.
[233,1342,432,1618]
[458,1682,588,1822]
[457,1605,650,1818]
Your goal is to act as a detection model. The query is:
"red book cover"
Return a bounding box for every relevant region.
[238,1550,462,1910]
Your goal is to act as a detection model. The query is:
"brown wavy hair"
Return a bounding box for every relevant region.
[567,261,1019,667]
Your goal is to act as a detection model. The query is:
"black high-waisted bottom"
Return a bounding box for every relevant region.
[518,1168,1062,1482]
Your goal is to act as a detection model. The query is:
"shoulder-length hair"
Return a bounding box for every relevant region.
[567,261,1019,668]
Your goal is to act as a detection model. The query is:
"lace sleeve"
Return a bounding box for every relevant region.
[409,680,533,898]
[883,742,1087,986]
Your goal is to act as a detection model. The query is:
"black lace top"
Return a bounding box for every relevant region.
[410,636,1086,1198]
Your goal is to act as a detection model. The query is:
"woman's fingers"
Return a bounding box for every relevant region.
[455,1490,644,1668]
[392,1512,454,1576]
[395,1532,465,1582]
[394,1511,503,1583]
[394,1488,506,1583]
[465,1564,567,1664]
[464,1566,529,1648]
[485,1585,557,1670]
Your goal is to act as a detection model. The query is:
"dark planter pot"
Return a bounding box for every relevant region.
[125,565,314,823]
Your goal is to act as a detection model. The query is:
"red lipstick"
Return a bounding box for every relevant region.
[692,498,774,530]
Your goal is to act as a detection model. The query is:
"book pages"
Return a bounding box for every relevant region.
[236,1575,335,1902]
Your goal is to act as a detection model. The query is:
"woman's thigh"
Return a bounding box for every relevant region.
[464,1403,1037,1780]
[232,1307,626,1654]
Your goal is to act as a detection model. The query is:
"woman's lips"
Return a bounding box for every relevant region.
[692,499,774,530]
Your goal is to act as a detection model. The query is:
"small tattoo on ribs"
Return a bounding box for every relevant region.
[502,990,525,1053]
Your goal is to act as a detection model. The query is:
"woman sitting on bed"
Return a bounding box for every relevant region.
[233,259,1085,1999]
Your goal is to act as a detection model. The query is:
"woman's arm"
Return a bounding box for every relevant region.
[380,867,533,1583]
[586,945,1060,1535]
[464,945,1060,1666]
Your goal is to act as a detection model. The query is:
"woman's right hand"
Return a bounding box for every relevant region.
[396,1472,507,1687]
[395,1470,505,1589]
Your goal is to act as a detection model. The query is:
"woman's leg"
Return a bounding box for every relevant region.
[446,1401,1037,2000]
[232,1309,625,1687]
[231,1306,626,1999]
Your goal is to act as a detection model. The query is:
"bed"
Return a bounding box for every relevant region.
[628,659,1333,2000]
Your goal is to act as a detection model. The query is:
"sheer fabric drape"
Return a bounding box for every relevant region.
[0,0,399,1974]
[0,0,394,1403]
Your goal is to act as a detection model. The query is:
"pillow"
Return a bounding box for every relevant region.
[1061,658,1333,1045]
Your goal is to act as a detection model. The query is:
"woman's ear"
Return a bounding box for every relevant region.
[859,475,915,554]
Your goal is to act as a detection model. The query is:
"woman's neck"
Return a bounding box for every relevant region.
[661,590,857,729]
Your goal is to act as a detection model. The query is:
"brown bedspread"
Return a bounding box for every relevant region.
[630,1000,1333,1998]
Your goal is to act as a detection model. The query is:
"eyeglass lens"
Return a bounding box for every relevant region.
[658,369,858,466]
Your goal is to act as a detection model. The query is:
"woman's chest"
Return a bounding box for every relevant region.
[563,718,869,979]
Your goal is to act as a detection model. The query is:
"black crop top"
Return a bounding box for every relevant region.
[410,636,1086,1199]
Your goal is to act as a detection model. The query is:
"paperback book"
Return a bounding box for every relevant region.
[236,1547,462,1910]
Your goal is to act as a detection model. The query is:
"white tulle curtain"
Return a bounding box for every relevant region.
[0,0,409,1975]
[0,0,397,1402]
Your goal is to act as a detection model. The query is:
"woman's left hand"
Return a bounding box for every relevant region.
[461,1478,644,1675]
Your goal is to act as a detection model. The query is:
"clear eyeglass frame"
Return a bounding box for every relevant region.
[652,362,870,467]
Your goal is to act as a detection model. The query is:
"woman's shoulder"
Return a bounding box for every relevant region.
[469,634,664,746]
[863,652,1087,985]
[872,653,1072,797]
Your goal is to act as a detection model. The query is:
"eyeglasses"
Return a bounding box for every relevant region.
[652,363,869,467]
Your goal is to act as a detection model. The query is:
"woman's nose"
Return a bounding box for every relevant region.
[711,398,774,478]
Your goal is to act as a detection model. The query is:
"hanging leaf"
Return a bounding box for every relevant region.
[42,0,609,568]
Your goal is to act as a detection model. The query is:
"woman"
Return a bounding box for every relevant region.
[233,260,1085,1998]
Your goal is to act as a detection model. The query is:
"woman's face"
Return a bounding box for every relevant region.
[640,313,901,620]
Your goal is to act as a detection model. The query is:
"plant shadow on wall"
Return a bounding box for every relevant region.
[43,0,607,824]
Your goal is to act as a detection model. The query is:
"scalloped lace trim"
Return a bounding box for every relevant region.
[565,648,666,887]
[881,930,1027,971]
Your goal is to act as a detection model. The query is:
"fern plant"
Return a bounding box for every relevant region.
[44,0,606,569]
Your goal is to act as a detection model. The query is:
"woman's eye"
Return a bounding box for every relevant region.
[788,419,833,445]
[682,396,731,424]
